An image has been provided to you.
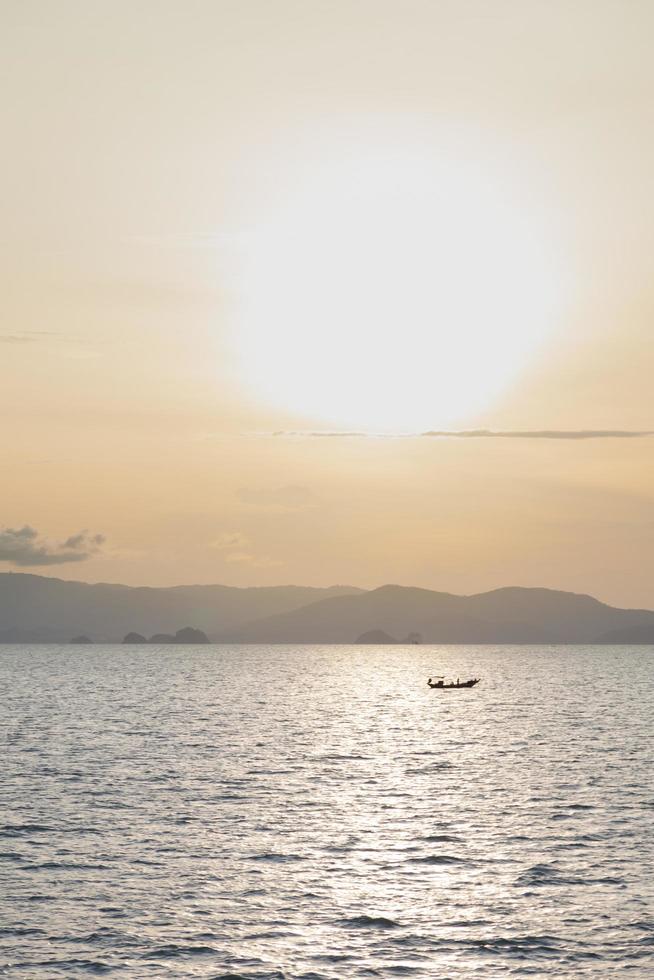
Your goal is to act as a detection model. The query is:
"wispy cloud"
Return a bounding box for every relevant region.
[209,530,282,568]
[0,331,58,345]
[272,429,653,440]
[223,552,283,568]
[210,532,250,551]
[0,526,105,566]
[422,430,654,440]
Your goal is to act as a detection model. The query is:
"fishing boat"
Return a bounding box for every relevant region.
[427,676,480,689]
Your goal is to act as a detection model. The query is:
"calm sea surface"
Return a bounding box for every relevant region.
[1,644,653,978]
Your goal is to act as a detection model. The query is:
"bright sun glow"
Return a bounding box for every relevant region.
[233,141,567,431]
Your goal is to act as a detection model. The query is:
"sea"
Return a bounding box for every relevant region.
[1,644,653,979]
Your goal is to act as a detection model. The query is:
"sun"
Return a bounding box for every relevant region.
[231,139,566,432]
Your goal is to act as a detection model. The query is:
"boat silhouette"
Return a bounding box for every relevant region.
[427,676,480,690]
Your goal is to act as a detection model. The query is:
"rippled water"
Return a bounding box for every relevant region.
[1,644,653,978]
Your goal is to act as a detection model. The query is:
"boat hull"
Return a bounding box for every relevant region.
[427,678,480,690]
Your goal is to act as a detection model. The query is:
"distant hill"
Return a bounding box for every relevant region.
[0,573,362,643]
[0,574,652,644]
[235,584,654,644]
[594,623,654,644]
[146,627,210,644]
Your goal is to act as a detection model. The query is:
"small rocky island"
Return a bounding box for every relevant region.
[122,627,210,644]
[70,635,93,644]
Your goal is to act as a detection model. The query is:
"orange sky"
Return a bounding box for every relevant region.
[2,1,653,606]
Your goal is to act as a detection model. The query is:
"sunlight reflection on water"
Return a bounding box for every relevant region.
[1,644,653,978]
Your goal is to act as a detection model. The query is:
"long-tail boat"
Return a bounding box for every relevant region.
[427,676,480,689]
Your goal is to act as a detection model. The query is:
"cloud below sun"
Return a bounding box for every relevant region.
[271,429,653,440]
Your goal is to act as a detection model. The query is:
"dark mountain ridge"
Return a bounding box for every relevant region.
[0,573,652,644]
[235,584,654,644]
[0,573,362,642]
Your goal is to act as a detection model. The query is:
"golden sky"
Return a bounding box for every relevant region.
[2,0,653,606]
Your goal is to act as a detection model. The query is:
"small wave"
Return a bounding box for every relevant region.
[311,954,355,966]
[628,919,654,933]
[410,854,467,865]
[14,959,113,974]
[0,823,55,836]
[143,943,219,958]
[517,864,625,887]
[211,973,287,979]
[66,928,138,946]
[249,852,305,863]
[211,973,286,979]
[471,934,562,956]
[246,768,295,775]
[337,914,401,929]
[446,918,491,928]
[423,834,463,844]
[20,861,111,871]
[550,810,594,821]
[405,763,454,774]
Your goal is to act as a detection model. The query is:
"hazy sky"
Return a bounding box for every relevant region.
[2,0,653,605]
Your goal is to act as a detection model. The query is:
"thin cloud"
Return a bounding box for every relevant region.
[422,429,654,440]
[0,331,59,344]
[272,429,653,440]
[210,530,282,567]
[210,531,250,551]
[0,526,105,567]
[223,551,283,568]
